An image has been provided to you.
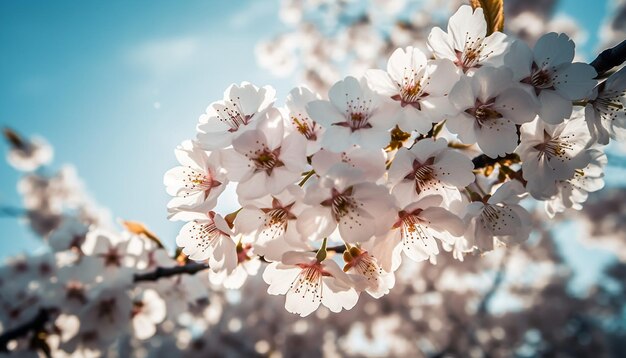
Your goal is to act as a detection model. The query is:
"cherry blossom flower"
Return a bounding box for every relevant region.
[311,147,387,182]
[366,47,459,133]
[48,256,102,313]
[175,211,237,273]
[131,289,166,340]
[196,82,276,150]
[4,129,53,172]
[235,186,310,261]
[367,195,465,272]
[79,286,133,342]
[343,246,395,298]
[544,148,607,218]
[447,67,538,158]
[164,140,227,221]
[262,251,358,317]
[585,65,626,144]
[306,76,395,152]
[221,110,307,200]
[284,86,325,155]
[516,114,593,199]
[48,217,89,252]
[505,33,597,124]
[388,137,474,206]
[209,243,261,289]
[298,165,395,243]
[463,181,532,252]
[427,5,508,73]
[81,230,141,272]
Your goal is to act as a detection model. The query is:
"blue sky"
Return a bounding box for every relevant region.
[0,0,614,258]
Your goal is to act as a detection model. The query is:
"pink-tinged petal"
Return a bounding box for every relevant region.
[423,59,460,96]
[448,6,487,51]
[257,109,285,150]
[495,88,538,124]
[337,207,375,243]
[488,180,526,205]
[449,76,476,111]
[472,67,513,103]
[237,172,270,200]
[263,263,300,295]
[279,133,307,171]
[388,147,419,184]
[365,69,397,96]
[533,32,574,68]
[266,167,301,195]
[321,278,359,313]
[475,119,518,158]
[504,40,534,81]
[350,128,390,150]
[306,100,345,127]
[396,105,433,134]
[220,148,253,182]
[427,27,455,61]
[410,137,447,162]
[538,89,573,124]
[321,126,352,152]
[434,150,475,187]
[311,149,342,176]
[420,207,465,237]
[481,205,522,237]
[368,232,403,273]
[286,283,322,317]
[445,113,477,143]
[387,47,427,85]
[553,63,597,100]
[233,206,264,235]
[297,206,337,241]
[196,129,234,150]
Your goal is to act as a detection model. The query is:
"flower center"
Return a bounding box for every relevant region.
[454,37,490,72]
[332,97,374,132]
[533,131,573,160]
[190,219,228,253]
[321,187,356,221]
[252,148,284,174]
[292,116,319,140]
[404,158,436,194]
[216,99,253,132]
[183,167,222,199]
[465,99,502,126]
[593,91,626,122]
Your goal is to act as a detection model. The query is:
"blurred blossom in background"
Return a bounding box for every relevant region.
[2,0,626,356]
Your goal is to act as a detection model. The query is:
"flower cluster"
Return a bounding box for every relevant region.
[257,0,589,94]
[166,5,625,317]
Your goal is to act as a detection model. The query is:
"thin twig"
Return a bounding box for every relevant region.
[0,262,212,352]
[0,308,51,353]
[133,262,210,282]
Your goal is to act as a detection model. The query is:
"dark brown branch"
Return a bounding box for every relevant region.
[590,39,626,78]
[133,262,210,282]
[0,262,211,352]
[0,308,51,353]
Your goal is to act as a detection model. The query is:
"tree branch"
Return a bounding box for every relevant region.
[590,39,626,78]
[0,262,211,352]
[133,262,211,282]
[0,308,51,353]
